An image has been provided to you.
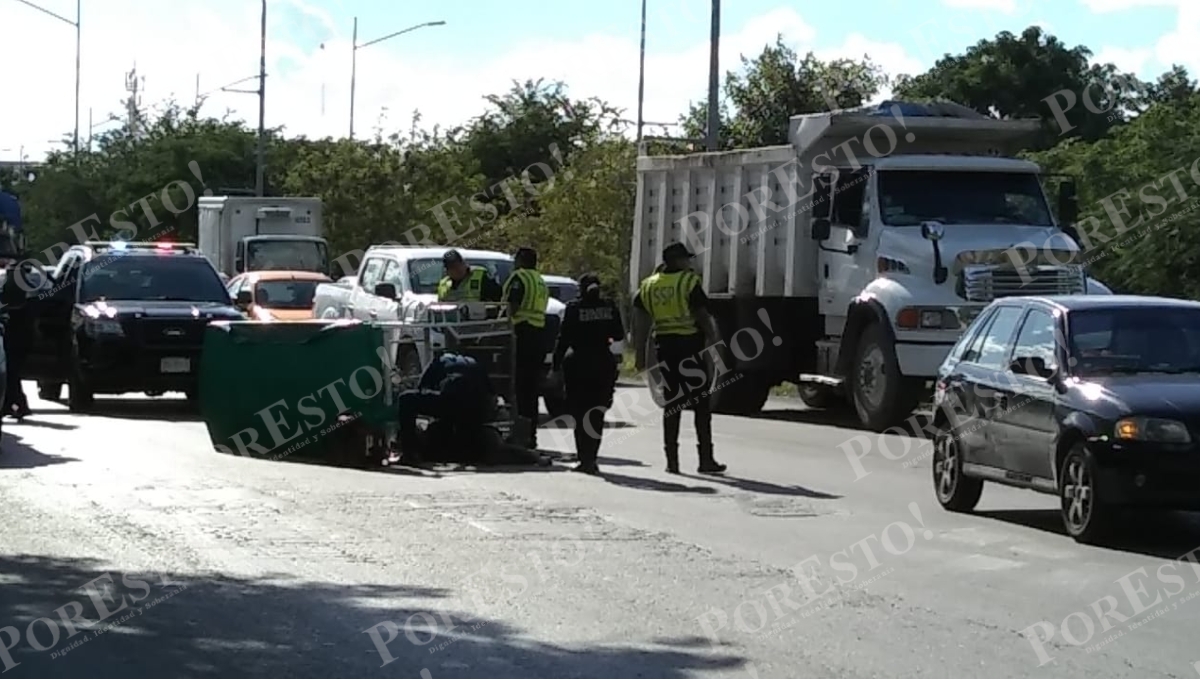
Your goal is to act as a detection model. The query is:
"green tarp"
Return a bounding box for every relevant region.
[198,320,394,459]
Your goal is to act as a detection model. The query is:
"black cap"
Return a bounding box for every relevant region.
[443,249,464,265]
[579,272,601,289]
[662,242,693,261]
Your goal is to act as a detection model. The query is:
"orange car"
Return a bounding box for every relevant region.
[225,270,332,321]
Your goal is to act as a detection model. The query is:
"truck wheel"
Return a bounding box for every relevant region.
[710,374,772,415]
[850,322,919,432]
[37,382,63,401]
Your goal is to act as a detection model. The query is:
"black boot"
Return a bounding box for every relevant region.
[665,448,680,474]
[697,445,726,474]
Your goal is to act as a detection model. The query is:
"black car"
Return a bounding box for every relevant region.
[26,242,245,411]
[931,294,1200,543]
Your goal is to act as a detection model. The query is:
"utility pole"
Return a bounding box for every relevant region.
[349,19,446,140]
[705,0,720,151]
[636,0,647,146]
[256,0,267,197]
[74,0,80,155]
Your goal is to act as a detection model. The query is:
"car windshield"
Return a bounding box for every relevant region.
[548,282,579,301]
[247,240,328,273]
[255,280,322,309]
[877,170,1054,227]
[80,254,230,303]
[1069,307,1200,375]
[408,257,512,295]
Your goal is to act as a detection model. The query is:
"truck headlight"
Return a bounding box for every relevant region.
[1115,417,1191,444]
[86,318,124,336]
[896,307,959,330]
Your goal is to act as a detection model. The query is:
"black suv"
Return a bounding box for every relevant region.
[932,294,1200,543]
[27,242,245,411]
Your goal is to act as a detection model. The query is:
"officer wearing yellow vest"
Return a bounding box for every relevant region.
[437,249,503,302]
[634,242,727,474]
[501,246,550,449]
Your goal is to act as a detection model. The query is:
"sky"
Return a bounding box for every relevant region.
[0,0,1193,162]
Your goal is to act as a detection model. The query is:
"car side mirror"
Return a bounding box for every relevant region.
[374,282,398,299]
[235,291,251,307]
[1011,355,1056,380]
[812,218,831,241]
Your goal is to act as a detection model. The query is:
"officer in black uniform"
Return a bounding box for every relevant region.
[552,273,624,474]
[633,243,726,474]
[2,263,34,420]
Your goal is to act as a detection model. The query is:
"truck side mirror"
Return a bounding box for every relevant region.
[235,290,251,307]
[812,218,831,241]
[374,282,398,299]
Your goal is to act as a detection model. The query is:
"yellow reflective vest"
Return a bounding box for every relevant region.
[438,267,486,302]
[639,270,701,336]
[501,268,548,328]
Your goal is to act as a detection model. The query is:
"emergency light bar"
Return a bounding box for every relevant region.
[87,241,197,253]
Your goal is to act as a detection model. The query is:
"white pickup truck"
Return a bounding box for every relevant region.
[311,245,571,415]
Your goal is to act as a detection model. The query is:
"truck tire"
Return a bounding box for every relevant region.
[850,322,920,432]
[710,374,772,415]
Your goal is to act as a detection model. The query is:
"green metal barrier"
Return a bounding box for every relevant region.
[198,320,395,461]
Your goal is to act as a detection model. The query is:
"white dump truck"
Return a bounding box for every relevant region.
[630,101,1111,431]
[198,196,330,277]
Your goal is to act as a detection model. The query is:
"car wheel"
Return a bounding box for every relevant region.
[851,322,921,432]
[67,371,93,413]
[37,382,63,401]
[1060,443,1112,544]
[932,424,983,512]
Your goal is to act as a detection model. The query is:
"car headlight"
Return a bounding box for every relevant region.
[85,318,124,336]
[1115,417,1192,444]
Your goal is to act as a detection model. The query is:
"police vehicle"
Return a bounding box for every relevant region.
[27,241,245,411]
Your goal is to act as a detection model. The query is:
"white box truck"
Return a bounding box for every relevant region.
[197,196,329,276]
[630,101,1111,431]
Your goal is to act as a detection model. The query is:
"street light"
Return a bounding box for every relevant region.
[349,19,446,140]
[12,0,81,156]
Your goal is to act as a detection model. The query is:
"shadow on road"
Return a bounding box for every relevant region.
[5,417,77,431]
[747,408,934,438]
[0,554,745,678]
[0,433,79,469]
[538,415,636,429]
[976,508,1200,559]
[602,471,718,494]
[678,473,841,500]
[80,398,203,423]
[596,456,647,467]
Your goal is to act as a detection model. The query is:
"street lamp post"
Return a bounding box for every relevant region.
[636,0,647,146]
[12,0,81,156]
[706,0,720,151]
[349,19,446,140]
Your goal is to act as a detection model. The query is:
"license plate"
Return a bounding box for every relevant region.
[160,357,191,373]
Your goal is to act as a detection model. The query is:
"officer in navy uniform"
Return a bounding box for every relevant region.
[553,273,624,474]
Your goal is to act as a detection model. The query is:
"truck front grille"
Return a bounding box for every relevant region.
[958,264,1086,302]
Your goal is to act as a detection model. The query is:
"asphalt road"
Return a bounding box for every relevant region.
[1,383,1199,678]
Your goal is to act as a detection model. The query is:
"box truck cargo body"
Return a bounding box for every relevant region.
[198,196,328,276]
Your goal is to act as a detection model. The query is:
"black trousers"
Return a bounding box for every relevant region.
[4,347,28,415]
[655,334,714,461]
[573,406,606,468]
[514,324,545,448]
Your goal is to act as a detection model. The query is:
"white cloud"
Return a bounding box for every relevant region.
[0,1,923,162]
[1080,0,1200,77]
[941,0,1018,13]
[1093,46,1154,73]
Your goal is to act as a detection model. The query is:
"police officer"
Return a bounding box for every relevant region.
[634,243,726,474]
[501,246,549,449]
[1,262,34,420]
[437,249,502,302]
[553,273,624,474]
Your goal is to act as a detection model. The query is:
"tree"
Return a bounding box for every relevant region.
[681,38,887,149]
[1029,91,1200,297]
[893,26,1141,144]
